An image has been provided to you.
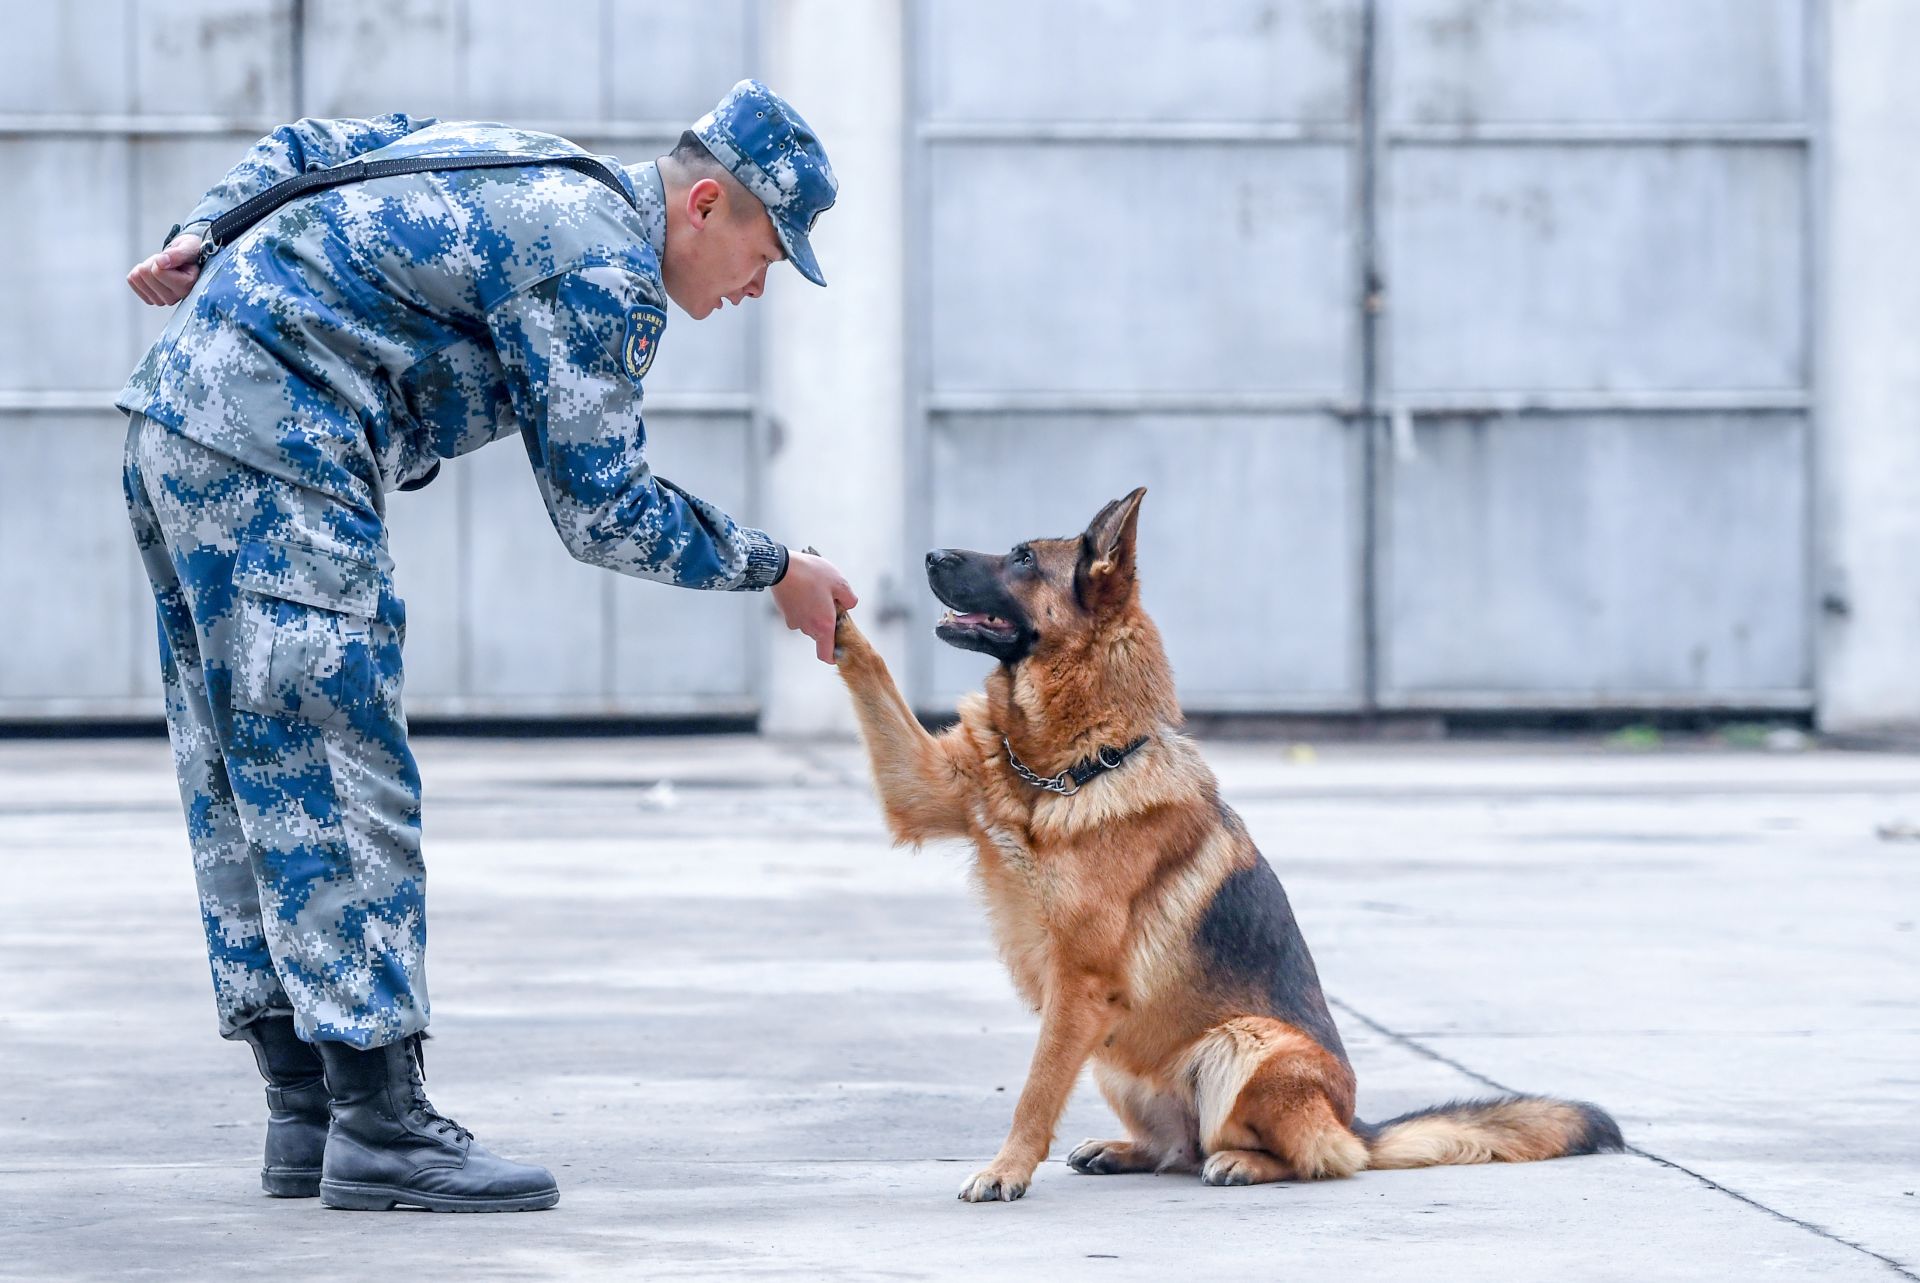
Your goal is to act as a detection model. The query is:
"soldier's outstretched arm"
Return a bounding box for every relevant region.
[489,263,789,593]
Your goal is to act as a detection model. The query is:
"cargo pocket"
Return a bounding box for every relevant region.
[229,538,388,729]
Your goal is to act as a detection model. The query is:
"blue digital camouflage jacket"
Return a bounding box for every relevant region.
[118,114,784,592]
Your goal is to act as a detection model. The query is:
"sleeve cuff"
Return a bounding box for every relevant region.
[736,532,787,591]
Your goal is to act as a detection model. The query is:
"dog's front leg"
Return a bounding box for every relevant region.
[960,971,1120,1203]
[834,611,972,843]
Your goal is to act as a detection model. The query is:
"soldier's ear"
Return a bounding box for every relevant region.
[1077,487,1146,606]
[686,177,724,228]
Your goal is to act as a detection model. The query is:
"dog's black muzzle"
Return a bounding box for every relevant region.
[926,549,1034,661]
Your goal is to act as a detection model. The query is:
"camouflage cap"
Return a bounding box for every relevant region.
[692,79,836,287]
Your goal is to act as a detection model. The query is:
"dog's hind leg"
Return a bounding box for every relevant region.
[833,611,974,843]
[1189,1018,1366,1187]
[1070,1064,1200,1176]
[1199,1149,1295,1186]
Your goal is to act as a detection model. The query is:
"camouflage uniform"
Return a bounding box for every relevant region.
[123,413,424,1047]
[119,88,835,1050]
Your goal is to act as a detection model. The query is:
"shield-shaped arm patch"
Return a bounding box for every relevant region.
[623,305,667,381]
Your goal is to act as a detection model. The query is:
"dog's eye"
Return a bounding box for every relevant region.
[1015,547,1035,567]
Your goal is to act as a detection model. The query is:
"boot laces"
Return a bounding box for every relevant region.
[404,1033,474,1143]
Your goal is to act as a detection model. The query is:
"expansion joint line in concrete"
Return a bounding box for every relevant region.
[1326,996,1919,1281]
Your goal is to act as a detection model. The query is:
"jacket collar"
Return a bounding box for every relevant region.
[630,160,668,263]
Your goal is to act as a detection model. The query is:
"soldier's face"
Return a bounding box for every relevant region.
[663,178,786,320]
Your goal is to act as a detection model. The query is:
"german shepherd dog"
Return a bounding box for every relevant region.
[832,488,1622,1202]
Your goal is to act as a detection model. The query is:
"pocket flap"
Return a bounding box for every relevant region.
[232,538,381,617]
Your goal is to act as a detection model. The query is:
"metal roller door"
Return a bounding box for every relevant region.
[908,0,1372,712]
[1376,0,1814,711]
[907,0,1816,716]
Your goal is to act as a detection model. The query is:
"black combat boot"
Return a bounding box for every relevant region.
[235,1014,329,1197]
[315,1034,559,1212]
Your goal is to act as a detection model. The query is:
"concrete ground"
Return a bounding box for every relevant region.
[1,731,1916,1281]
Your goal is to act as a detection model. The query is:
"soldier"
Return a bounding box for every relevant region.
[118,80,854,1212]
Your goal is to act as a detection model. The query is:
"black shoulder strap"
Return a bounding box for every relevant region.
[198,152,634,265]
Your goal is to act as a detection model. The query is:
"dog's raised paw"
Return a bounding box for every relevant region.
[832,611,866,666]
[958,1166,1029,1203]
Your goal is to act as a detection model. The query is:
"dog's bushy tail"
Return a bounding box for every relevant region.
[1358,1095,1623,1169]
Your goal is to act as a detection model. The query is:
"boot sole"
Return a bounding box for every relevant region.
[320,1179,560,1213]
[263,1167,322,1198]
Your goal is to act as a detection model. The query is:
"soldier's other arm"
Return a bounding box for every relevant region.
[182,113,438,242]
[489,263,789,593]
[128,113,436,307]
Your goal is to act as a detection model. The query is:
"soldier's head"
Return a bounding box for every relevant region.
[658,133,785,319]
[657,80,837,320]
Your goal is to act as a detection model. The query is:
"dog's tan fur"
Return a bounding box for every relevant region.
[834,489,1619,1201]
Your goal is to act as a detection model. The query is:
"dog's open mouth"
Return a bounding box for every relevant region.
[926,553,1030,657]
[937,610,1016,639]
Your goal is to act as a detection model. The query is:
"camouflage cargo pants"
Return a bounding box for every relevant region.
[121,411,428,1049]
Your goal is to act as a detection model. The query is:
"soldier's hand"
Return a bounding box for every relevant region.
[127,233,204,307]
[772,551,858,664]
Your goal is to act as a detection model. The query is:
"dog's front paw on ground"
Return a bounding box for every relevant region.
[1067,1139,1149,1175]
[958,1164,1031,1203]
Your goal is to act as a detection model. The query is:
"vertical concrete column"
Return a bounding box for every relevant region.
[1819,0,1920,732]
[758,0,907,736]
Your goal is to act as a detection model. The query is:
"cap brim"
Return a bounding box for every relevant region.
[772,217,826,287]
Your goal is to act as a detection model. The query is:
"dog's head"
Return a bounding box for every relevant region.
[926,487,1147,666]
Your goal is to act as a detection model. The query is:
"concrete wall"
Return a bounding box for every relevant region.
[1817,0,1920,734]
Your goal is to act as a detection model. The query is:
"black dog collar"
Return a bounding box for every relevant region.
[1002,735,1150,796]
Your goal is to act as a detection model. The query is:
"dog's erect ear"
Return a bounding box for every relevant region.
[1079,487,1147,600]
